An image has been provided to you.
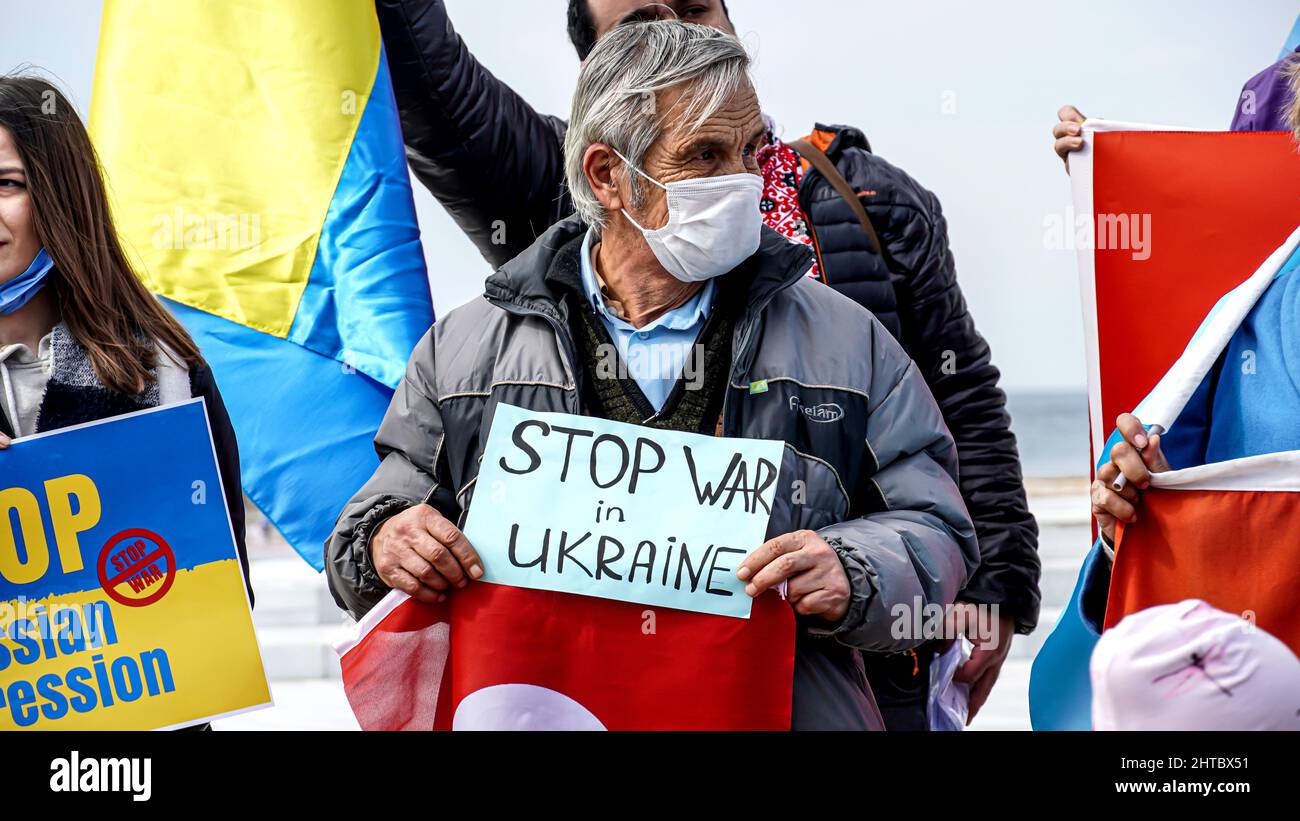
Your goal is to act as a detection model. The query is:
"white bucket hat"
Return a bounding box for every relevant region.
[1091,598,1300,730]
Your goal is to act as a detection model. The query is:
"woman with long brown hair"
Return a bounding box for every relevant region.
[0,74,249,593]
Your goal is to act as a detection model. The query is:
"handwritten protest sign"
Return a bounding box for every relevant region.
[463,403,786,618]
[0,400,270,730]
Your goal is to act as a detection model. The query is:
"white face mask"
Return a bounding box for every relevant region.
[614,149,764,283]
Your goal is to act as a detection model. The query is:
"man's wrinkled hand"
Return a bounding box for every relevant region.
[737,530,850,624]
[369,504,483,604]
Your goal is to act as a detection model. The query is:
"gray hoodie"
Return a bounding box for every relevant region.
[0,332,52,438]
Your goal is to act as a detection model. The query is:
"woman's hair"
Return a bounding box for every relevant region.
[1285,53,1300,144]
[0,73,202,395]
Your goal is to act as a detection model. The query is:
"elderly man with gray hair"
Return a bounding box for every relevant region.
[325,20,978,729]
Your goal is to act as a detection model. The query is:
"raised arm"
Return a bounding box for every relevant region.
[377,0,571,267]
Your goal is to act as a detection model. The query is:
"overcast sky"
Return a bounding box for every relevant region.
[3,0,1297,389]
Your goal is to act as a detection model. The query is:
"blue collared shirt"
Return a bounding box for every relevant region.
[579,227,715,412]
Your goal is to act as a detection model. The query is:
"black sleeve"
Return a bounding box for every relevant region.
[189,364,252,608]
[856,155,1042,634]
[377,0,571,267]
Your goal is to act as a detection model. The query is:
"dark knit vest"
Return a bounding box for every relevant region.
[571,297,732,437]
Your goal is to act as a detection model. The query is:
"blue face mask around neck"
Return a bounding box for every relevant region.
[0,248,54,315]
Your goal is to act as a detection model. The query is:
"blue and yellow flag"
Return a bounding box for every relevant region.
[89,1,433,568]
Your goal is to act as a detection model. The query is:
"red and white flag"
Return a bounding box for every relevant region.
[1107,451,1300,658]
[1031,119,1300,729]
[1069,119,1300,460]
[336,584,795,730]
[1101,223,1300,657]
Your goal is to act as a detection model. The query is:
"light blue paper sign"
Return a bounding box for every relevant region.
[463,404,786,619]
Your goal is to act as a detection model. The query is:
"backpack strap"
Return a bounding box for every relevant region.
[789,138,882,257]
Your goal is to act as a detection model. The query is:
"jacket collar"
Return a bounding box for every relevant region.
[806,123,872,160]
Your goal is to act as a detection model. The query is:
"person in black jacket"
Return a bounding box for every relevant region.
[0,75,250,614]
[376,0,1040,728]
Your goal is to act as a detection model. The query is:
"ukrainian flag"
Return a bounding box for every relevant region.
[89,1,433,569]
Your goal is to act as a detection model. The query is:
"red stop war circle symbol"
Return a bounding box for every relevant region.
[97,528,177,608]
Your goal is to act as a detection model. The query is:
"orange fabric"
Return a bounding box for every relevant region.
[796,128,837,174]
[1106,488,1300,658]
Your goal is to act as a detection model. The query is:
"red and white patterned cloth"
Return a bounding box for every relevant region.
[757,135,821,280]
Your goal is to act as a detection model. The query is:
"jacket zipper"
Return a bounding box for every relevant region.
[487,253,806,427]
[721,312,760,436]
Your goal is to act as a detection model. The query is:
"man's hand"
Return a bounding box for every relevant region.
[0,432,10,449]
[369,504,483,604]
[1091,412,1171,543]
[1053,105,1087,171]
[737,530,850,623]
[949,605,1016,724]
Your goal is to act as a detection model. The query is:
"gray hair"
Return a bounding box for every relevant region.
[564,20,752,226]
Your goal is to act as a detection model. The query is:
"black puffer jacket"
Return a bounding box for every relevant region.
[377,0,1039,670]
[798,126,1041,636]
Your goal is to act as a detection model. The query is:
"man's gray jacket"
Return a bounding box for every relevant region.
[325,216,979,730]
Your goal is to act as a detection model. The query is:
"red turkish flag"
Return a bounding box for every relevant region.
[338,584,795,730]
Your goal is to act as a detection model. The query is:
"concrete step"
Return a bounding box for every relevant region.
[255,625,350,681]
[1011,606,1062,660]
[248,557,338,628]
[213,680,360,731]
[967,657,1033,730]
[1026,483,1091,528]
[243,553,354,680]
[1040,557,1086,607]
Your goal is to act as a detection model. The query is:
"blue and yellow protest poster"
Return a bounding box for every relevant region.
[0,400,270,730]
